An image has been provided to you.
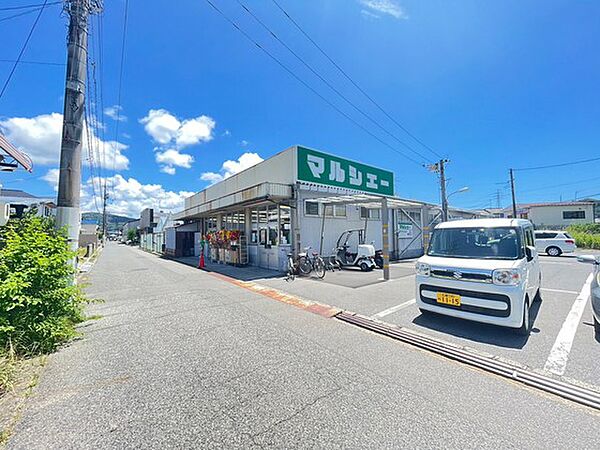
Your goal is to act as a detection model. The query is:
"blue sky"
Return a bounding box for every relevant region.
[1,0,599,217]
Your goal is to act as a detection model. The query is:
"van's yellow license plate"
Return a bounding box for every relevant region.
[436,292,461,306]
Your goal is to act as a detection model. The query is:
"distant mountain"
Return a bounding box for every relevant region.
[81,212,135,233]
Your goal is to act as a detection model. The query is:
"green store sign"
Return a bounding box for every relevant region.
[297,147,394,196]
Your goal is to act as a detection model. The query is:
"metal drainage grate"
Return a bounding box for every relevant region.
[336,311,600,411]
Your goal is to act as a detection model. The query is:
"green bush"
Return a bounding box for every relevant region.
[568,223,600,235]
[0,214,88,355]
[567,225,600,249]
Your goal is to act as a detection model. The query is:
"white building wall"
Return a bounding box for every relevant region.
[528,204,594,228]
[184,147,296,210]
[296,187,389,257]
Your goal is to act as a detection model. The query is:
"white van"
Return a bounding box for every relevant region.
[415,219,541,335]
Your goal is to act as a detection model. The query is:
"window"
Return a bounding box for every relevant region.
[524,228,534,247]
[250,209,258,244]
[428,227,522,260]
[258,208,268,245]
[279,205,291,245]
[305,201,319,217]
[324,204,346,217]
[360,207,380,220]
[334,205,346,217]
[268,205,278,246]
[535,232,557,239]
[563,210,585,219]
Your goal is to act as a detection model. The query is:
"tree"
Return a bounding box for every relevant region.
[127,227,137,243]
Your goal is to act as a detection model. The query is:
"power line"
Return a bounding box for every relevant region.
[0,2,59,23]
[518,175,600,194]
[235,0,432,164]
[0,59,64,66]
[0,1,61,11]
[109,0,129,196]
[513,156,600,172]
[0,0,48,100]
[202,0,423,166]
[270,0,444,161]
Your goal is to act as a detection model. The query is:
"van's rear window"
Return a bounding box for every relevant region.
[428,227,521,260]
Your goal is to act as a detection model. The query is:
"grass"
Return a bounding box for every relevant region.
[0,354,46,447]
[0,351,17,398]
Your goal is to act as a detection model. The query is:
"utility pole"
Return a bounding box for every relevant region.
[101,187,108,244]
[509,168,517,218]
[56,0,103,256]
[439,159,448,222]
[426,159,450,222]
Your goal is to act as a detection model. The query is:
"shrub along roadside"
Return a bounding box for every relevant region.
[0,214,89,357]
[567,224,600,250]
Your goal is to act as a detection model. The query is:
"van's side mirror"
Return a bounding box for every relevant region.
[577,255,600,265]
[525,246,535,262]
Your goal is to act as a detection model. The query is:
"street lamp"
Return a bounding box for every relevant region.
[448,186,469,198]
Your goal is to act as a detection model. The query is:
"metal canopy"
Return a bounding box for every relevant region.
[304,193,425,209]
[306,194,427,281]
[0,134,33,172]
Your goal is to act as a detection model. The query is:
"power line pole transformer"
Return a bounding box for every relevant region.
[509,168,517,218]
[56,0,103,256]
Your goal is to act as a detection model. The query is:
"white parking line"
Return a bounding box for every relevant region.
[540,288,580,295]
[543,272,594,376]
[372,299,416,319]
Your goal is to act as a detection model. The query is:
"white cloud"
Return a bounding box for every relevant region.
[140,109,215,148]
[200,152,264,185]
[240,139,249,147]
[104,105,127,122]
[42,168,60,192]
[140,109,216,173]
[0,112,129,170]
[139,109,181,145]
[155,148,194,175]
[160,166,176,175]
[176,116,215,147]
[359,0,407,19]
[78,174,195,218]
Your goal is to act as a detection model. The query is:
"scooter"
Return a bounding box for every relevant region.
[333,229,376,271]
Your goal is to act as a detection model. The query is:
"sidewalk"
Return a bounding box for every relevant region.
[172,255,281,281]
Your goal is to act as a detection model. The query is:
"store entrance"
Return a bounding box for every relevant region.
[249,204,291,271]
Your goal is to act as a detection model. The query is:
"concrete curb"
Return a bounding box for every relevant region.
[206,271,342,318]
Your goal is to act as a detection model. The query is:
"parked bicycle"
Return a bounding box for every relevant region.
[285,247,326,280]
[297,246,326,279]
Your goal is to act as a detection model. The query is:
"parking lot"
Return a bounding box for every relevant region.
[257,251,599,390]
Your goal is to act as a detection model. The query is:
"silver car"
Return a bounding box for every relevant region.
[577,255,600,337]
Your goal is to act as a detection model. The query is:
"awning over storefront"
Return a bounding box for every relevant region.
[175,182,292,221]
[303,193,427,209]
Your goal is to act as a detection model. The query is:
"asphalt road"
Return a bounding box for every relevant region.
[260,252,600,390]
[9,244,600,449]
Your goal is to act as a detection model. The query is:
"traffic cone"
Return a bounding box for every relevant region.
[198,252,205,269]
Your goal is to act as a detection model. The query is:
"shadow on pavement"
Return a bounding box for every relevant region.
[411,298,543,349]
[165,256,282,281]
